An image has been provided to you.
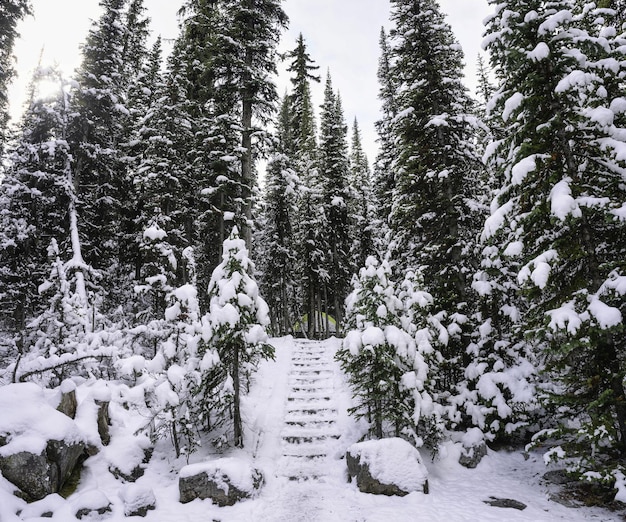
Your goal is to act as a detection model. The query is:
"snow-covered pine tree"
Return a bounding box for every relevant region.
[256,97,299,335]
[484,0,626,482]
[116,0,153,289]
[69,0,149,314]
[20,237,93,386]
[0,0,31,159]
[221,0,288,246]
[7,66,100,386]
[372,28,398,235]
[132,37,195,294]
[337,256,430,445]
[283,33,324,337]
[348,118,376,271]
[285,33,320,157]
[385,0,485,422]
[171,0,287,302]
[202,226,272,447]
[132,217,177,351]
[318,72,352,331]
[145,278,206,457]
[0,65,72,354]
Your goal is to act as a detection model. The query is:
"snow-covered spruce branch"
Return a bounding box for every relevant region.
[16,349,114,383]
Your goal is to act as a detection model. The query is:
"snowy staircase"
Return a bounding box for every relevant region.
[277,340,340,482]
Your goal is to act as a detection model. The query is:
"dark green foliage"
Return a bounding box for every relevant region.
[256,100,299,335]
[348,119,376,271]
[484,0,626,479]
[0,65,72,348]
[317,73,352,328]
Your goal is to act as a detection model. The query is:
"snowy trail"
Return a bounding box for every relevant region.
[253,338,358,521]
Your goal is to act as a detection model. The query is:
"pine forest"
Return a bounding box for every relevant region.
[0,0,625,519]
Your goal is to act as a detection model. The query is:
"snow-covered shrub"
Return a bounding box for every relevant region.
[196,227,272,447]
[337,257,433,447]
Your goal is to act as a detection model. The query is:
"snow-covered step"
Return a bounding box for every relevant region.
[285,416,337,428]
[288,375,333,383]
[290,382,330,393]
[286,405,337,415]
[282,448,328,458]
[291,370,334,378]
[287,394,332,402]
[282,434,340,444]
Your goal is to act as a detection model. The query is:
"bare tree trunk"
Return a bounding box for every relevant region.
[241,48,254,249]
[233,342,243,447]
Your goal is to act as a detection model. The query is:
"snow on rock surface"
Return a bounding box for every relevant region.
[179,457,264,506]
[347,438,429,495]
[0,383,84,457]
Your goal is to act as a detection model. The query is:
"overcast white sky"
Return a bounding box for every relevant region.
[9,0,492,159]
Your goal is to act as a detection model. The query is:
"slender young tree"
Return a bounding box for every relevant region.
[337,256,431,445]
[204,227,272,447]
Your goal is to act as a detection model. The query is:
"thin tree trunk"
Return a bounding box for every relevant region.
[233,342,243,447]
[241,48,254,248]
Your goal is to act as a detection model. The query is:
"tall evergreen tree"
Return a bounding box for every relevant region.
[318,72,352,329]
[0,65,72,351]
[0,0,31,160]
[171,0,287,302]
[256,97,299,335]
[385,0,485,411]
[484,0,626,480]
[283,33,324,337]
[348,118,376,271]
[372,27,398,233]
[69,0,133,307]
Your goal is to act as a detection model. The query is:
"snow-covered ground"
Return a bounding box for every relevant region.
[2,336,623,521]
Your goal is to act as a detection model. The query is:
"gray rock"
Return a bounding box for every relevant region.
[95,400,110,446]
[459,440,488,469]
[483,496,527,510]
[543,469,575,485]
[179,459,264,506]
[346,439,429,496]
[57,388,77,419]
[0,439,85,501]
[57,379,78,419]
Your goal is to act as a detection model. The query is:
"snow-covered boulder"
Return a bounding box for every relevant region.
[0,383,88,501]
[106,433,152,482]
[346,438,429,495]
[72,489,112,519]
[458,428,488,469]
[120,484,156,517]
[179,458,264,506]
